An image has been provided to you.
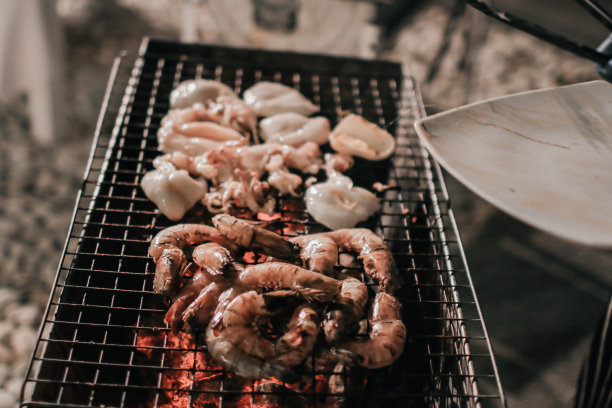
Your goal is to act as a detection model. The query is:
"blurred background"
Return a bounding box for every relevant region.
[1,0,611,407]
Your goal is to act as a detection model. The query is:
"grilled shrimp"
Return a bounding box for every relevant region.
[325,229,398,294]
[290,233,370,341]
[192,242,236,277]
[289,234,338,275]
[206,325,299,383]
[238,262,341,302]
[206,290,311,382]
[218,290,277,360]
[150,224,238,296]
[212,214,298,261]
[332,293,406,369]
[272,304,319,367]
[149,224,223,261]
[323,277,368,343]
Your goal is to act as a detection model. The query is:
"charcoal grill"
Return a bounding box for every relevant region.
[20,38,506,407]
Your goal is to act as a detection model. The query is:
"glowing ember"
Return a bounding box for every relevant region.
[136,329,335,407]
[136,330,340,408]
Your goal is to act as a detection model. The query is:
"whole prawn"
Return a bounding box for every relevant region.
[293,229,398,294]
[149,224,238,296]
[332,292,406,369]
[206,325,299,383]
[205,290,314,383]
[149,224,225,260]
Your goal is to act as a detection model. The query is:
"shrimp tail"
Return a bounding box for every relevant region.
[260,362,301,384]
[252,228,299,260]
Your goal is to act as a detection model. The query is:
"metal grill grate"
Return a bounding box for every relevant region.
[20,38,506,408]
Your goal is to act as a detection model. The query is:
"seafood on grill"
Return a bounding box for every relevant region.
[212,214,298,261]
[170,79,239,109]
[332,292,406,369]
[289,234,338,275]
[330,114,395,160]
[158,112,247,157]
[141,159,208,221]
[243,81,319,117]
[142,77,408,387]
[149,223,232,296]
[148,219,406,388]
[197,142,323,214]
[205,290,321,383]
[259,112,330,146]
[237,263,341,303]
[325,228,399,294]
[203,169,276,214]
[206,324,299,383]
[304,174,380,230]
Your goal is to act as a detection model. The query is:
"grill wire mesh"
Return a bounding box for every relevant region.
[20,39,506,408]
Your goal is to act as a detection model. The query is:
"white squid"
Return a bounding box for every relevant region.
[243,82,318,117]
[259,113,329,146]
[170,79,239,109]
[329,114,395,161]
[141,161,208,221]
[304,174,380,230]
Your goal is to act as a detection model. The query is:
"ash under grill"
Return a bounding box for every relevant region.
[20,38,506,408]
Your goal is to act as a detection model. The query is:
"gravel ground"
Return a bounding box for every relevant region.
[2,1,607,407]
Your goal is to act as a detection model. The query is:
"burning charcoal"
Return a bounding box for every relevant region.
[252,381,309,408]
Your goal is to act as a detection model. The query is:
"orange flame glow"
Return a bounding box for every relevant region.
[136,329,333,407]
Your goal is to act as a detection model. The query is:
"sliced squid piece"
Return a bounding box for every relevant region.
[304,175,380,230]
[170,79,239,109]
[157,121,245,157]
[243,82,318,117]
[330,114,395,161]
[259,113,329,146]
[141,162,207,221]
